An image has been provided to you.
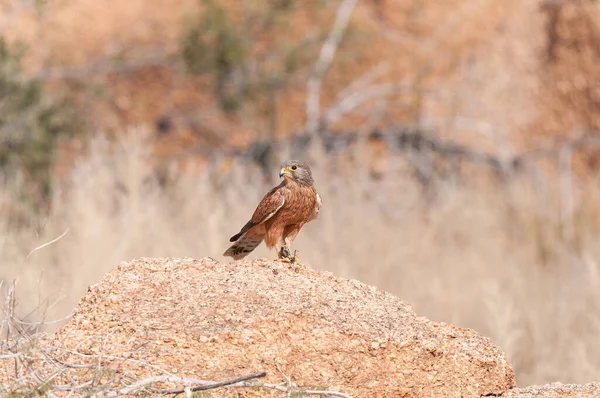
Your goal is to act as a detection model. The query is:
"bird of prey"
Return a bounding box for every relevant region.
[224,160,322,263]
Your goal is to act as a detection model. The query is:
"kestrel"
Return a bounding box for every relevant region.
[224,160,322,263]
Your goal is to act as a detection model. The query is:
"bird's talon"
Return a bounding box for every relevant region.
[279,246,291,259]
[290,250,300,265]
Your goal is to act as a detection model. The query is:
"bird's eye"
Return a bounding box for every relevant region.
[291,165,297,170]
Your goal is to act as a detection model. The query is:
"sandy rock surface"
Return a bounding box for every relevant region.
[503,382,600,397]
[49,257,515,397]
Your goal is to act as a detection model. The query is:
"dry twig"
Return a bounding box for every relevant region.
[26,228,70,261]
[151,372,353,398]
[148,372,267,395]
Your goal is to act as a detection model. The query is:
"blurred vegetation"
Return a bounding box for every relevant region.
[180,0,322,118]
[0,37,80,205]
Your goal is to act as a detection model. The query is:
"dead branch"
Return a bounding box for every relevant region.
[267,385,353,398]
[64,348,180,378]
[26,228,70,260]
[226,381,354,398]
[306,0,359,135]
[334,61,391,102]
[0,353,24,359]
[12,312,73,326]
[53,380,93,391]
[153,375,353,397]
[149,372,267,395]
[324,83,414,126]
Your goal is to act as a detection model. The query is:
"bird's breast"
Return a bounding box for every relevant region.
[279,186,317,222]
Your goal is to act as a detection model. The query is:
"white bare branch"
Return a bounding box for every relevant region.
[334,61,391,102]
[26,228,70,261]
[247,381,354,398]
[147,375,354,397]
[13,312,73,326]
[305,0,359,135]
[325,83,401,126]
[118,375,215,395]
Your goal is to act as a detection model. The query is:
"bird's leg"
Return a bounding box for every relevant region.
[282,237,299,264]
[276,242,291,262]
[280,247,291,262]
[279,238,292,263]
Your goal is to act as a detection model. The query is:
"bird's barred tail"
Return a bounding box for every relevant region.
[223,234,264,260]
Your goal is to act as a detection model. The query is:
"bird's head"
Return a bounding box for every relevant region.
[279,160,314,186]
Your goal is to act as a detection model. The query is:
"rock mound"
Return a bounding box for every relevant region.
[49,257,515,397]
[504,382,600,397]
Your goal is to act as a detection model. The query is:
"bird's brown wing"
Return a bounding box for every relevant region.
[250,187,286,224]
[228,186,285,242]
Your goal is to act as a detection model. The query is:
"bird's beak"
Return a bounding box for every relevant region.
[279,168,286,178]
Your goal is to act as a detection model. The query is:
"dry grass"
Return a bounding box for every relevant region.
[2,129,600,386]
